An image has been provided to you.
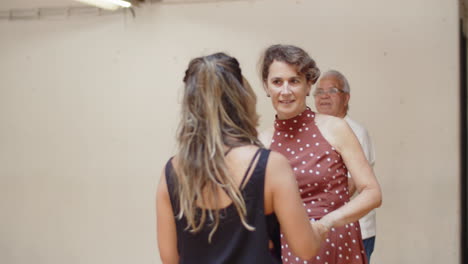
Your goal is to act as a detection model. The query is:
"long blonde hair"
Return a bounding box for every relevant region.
[175,52,261,242]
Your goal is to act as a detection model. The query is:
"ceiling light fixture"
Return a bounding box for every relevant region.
[75,0,132,11]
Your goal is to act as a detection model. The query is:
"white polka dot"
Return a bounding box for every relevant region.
[294,167,298,171]
[305,127,309,131]
[278,143,282,146]
[301,170,305,173]
[289,127,293,130]
[277,132,281,136]
[312,134,316,138]
[325,151,329,154]
[326,251,330,255]
[290,135,293,138]
[297,139,301,143]
[299,147,303,151]
[286,148,291,152]
[302,161,306,165]
[315,142,319,146]
[299,129,302,132]
[306,144,310,147]
[316,256,320,260]
[316,164,321,168]
[309,153,314,157]
[293,120,297,123]
[291,151,295,154]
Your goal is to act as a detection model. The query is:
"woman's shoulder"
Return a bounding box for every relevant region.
[315,112,348,129]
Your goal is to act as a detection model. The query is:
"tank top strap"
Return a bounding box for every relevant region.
[241,148,271,193]
[239,148,262,188]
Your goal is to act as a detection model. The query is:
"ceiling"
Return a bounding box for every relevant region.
[0,1,81,9]
[0,0,232,10]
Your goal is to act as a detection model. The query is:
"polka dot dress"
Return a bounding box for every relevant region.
[270,107,367,264]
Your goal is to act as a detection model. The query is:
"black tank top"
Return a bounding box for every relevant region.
[165,148,281,264]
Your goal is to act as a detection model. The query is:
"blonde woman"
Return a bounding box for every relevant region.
[156,53,328,264]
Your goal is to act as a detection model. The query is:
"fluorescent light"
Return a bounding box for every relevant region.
[75,0,132,10]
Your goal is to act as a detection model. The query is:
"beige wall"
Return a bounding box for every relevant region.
[0,0,460,263]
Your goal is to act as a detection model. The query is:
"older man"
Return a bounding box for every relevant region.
[314,70,377,262]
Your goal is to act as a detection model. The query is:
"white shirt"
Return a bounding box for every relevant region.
[345,115,376,239]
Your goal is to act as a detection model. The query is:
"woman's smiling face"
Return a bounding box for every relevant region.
[264,60,312,120]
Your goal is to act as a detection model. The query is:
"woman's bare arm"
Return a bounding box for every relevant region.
[156,169,179,264]
[265,151,328,260]
[315,115,382,229]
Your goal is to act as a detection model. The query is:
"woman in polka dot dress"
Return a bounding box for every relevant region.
[259,44,382,264]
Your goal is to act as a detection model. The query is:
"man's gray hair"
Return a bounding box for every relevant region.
[321,70,350,93]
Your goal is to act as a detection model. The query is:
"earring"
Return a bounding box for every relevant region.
[306,92,310,96]
[266,94,271,97]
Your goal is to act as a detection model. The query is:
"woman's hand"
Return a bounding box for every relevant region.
[311,221,330,241]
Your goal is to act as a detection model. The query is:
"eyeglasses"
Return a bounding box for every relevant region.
[313,87,347,96]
